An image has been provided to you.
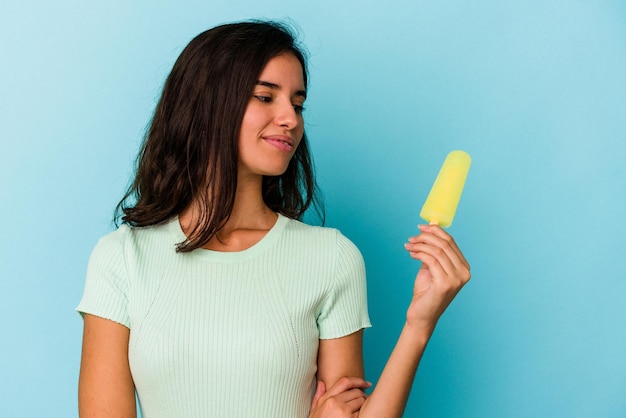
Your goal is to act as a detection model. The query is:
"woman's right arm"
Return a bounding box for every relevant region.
[78,314,136,418]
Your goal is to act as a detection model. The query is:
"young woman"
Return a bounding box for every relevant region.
[77,20,470,418]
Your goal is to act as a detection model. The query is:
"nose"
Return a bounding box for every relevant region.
[274,100,299,130]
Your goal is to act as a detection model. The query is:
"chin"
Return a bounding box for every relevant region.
[265,169,289,177]
[261,165,291,177]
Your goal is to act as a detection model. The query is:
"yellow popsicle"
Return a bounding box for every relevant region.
[420,150,471,228]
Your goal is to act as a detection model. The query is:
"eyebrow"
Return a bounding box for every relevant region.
[256,80,307,99]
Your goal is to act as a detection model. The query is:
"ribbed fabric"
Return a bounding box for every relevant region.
[77,214,371,418]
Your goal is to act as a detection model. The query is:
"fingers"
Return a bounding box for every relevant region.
[309,377,371,417]
[420,224,469,268]
[326,388,367,411]
[405,225,470,283]
[326,377,370,411]
[311,380,326,410]
[415,225,468,269]
[402,226,471,331]
[324,376,371,397]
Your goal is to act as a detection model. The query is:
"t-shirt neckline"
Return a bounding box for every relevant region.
[167,213,289,263]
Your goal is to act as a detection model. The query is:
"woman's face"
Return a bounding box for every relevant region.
[237,53,306,178]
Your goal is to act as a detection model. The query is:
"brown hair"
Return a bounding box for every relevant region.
[115,20,323,251]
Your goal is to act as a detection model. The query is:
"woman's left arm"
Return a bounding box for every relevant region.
[357,224,471,418]
[308,331,371,418]
[311,225,470,417]
[318,330,364,386]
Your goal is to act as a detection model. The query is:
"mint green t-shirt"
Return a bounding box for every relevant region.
[77,214,371,418]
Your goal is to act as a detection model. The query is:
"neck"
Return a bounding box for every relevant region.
[226,174,276,230]
[179,174,278,248]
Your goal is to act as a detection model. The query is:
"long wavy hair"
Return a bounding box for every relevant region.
[115,21,324,252]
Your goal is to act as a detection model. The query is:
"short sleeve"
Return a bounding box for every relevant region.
[76,227,131,328]
[317,231,371,339]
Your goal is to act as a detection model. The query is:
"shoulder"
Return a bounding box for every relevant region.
[88,224,132,263]
[92,222,152,251]
[280,217,364,263]
[282,217,354,244]
[90,220,177,265]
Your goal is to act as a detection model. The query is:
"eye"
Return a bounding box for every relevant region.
[254,95,272,103]
[293,104,305,114]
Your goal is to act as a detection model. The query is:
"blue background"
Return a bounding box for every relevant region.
[2,1,625,416]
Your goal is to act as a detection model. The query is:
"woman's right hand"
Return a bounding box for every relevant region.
[309,377,371,418]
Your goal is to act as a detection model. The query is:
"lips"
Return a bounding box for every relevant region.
[263,135,294,152]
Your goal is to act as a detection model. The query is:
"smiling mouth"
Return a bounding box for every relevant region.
[263,136,294,152]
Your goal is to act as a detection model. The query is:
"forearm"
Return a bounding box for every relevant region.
[358,322,433,418]
[321,224,469,417]
[358,223,470,417]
